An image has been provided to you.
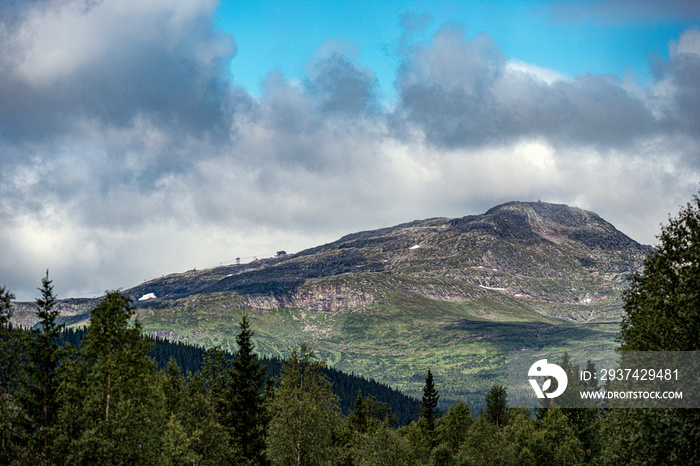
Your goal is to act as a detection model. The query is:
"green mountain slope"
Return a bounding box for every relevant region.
[11,201,650,406]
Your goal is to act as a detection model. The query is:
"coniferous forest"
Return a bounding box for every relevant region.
[1,195,700,465]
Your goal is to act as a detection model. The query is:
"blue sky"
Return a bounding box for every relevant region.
[1,0,699,300]
[215,0,694,97]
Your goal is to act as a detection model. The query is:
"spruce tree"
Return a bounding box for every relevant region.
[202,345,228,421]
[226,312,270,464]
[349,389,368,434]
[420,369,439,430]
[22,271,63,464]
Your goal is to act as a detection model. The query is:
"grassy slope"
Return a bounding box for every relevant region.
[135,273,622,408]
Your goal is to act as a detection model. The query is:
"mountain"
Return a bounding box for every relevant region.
[10,201,651,406]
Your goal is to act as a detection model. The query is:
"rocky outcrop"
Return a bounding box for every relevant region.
[240,283,374,313]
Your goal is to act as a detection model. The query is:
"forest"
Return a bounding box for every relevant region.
[1,195,699,465]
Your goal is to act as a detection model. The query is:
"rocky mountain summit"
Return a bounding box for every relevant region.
[124,200,649,320]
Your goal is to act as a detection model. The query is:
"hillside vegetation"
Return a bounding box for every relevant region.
[10,201,650,404]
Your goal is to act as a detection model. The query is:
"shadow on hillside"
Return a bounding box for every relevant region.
[445,319,619,352]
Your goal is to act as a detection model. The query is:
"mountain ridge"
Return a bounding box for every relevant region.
[9,201,650,405]
[126,200,649,305]
[10,200,650,324]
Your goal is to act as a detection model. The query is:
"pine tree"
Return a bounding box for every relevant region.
[56,291,166,465]
[349,389,368,434]
[202,345,229,421]
[420,369,439,430]
[484,384,508,428]
[267,344,343,466]
[21,271,63,464]
[226,312,270,464]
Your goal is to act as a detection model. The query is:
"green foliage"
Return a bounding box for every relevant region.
[202,345,229,420]
[226,312,271,464]
[620,194,700,351]
[600,407,700,465]
[0,286,25,464]
[428,443,457,466]
[501,411,538,466]
[484,384,509,428]
[349,389,399,434]
[352,421,413,466]
[602,194,700,464]
[460,408,584,466]
[459,416,516,465]
[435,401,472,455]
[163,358,184,416]
[267,344,344,466]
[539,352,601,463]
[21,271,64,463]
[401,417,432,464]
[531,408,584,465]
[177,371,231,465]
[161,414,199,466]
[55,291,166,465]
[420,369,439,430]
[349,390,369,434]
[0,286,14,327]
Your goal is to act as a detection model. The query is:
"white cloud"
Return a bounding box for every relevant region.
[670,27,700,57]
[1,3,698,301]
[505,59,569,85]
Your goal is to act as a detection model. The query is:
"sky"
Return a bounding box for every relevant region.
[1,0,699,301]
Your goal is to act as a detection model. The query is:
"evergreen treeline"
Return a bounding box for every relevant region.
[1,193,698,465]
[58,327,420,425]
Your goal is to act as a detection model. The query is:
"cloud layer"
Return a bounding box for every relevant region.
[1,1,699,300]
